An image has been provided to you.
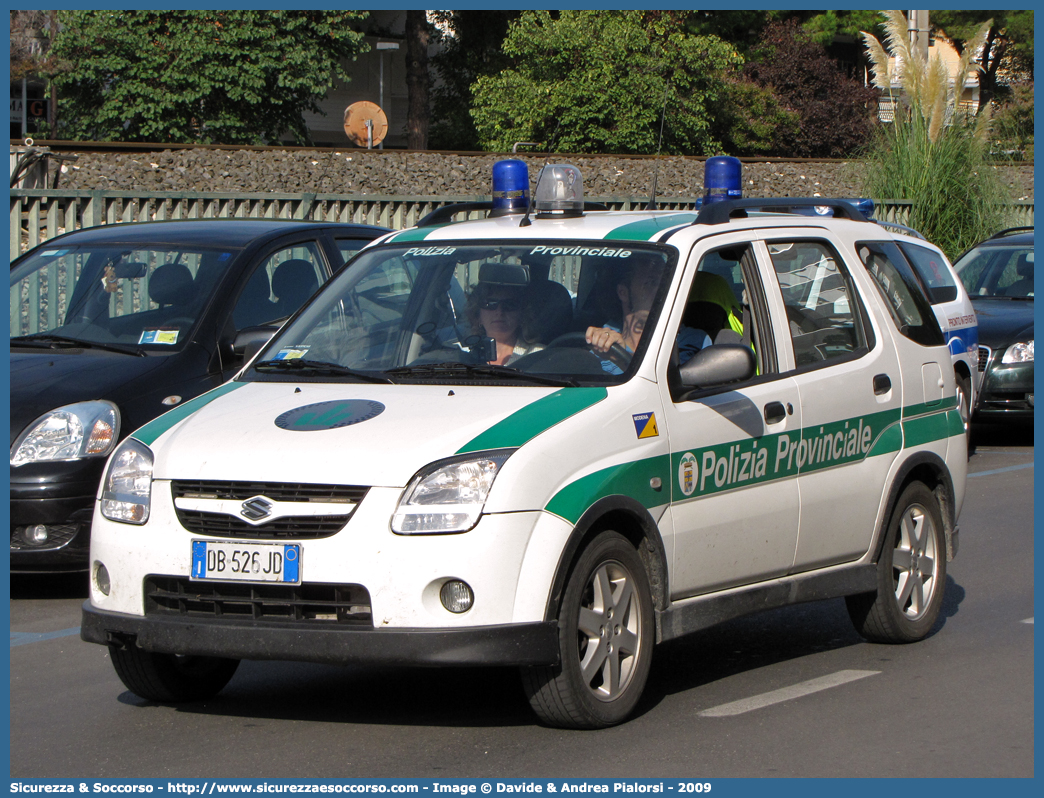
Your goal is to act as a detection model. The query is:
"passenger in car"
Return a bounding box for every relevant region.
[466,280,542,366]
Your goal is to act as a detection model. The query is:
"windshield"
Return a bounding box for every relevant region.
[10,243,237,349]
[250,240,676,385]
[954,244,1034,299]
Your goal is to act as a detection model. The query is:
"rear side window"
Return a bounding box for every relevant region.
[899,243,958,303]
[766,240,868,367]
[856,241,944,347]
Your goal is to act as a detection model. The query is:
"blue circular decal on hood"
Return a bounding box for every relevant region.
[275,400,385,431]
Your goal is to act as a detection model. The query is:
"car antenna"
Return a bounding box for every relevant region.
[519,161,548,227]
[645,82,670,211]
[520,118,564,227]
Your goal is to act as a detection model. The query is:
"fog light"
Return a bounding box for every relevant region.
[94,562,111,596]
[440,580,474,614]
[1028,393,1034,407]
[24,524,49,545]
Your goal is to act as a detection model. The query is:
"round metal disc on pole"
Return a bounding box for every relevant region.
[344,102,388,148]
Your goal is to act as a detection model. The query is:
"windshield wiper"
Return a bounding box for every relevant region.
[386,362,580,387]
[253,357,393,384]
[10,334,146,356]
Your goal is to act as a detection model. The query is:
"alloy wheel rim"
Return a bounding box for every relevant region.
[576,560,642,701]
[892,503,940,620]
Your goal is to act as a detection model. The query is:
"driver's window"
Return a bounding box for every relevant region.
[671,243,772,378]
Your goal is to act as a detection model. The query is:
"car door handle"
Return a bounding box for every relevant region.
[873,374,891,395]
[764,401,787,424]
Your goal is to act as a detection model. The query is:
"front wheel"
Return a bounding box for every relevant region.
[109,644,240,702]
[521,531,654,728]
[846,482,946,643]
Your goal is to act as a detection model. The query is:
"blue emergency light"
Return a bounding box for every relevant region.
[703,156,743,205]
[491,159,530,216]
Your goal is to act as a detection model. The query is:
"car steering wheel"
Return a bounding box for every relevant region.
[544,331,632,371]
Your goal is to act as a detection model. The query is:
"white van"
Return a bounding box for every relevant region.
[82,167,967,728]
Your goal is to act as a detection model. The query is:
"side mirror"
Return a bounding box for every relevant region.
[678,344,756,390]
[232,325,278,362]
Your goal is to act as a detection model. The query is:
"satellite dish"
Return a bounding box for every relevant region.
[344,101,388,149]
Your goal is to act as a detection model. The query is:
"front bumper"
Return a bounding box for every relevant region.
[10,460,103,572]
[81,601,560,667]
[976,356,1034,421]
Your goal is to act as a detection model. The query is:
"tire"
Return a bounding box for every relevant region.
[109,644,240,702]
[847,482,946,643]
[521,531,654,728]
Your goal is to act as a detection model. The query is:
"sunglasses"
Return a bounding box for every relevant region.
[480,297,523,312]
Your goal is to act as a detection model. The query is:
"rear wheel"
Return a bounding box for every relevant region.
[521,531,653,728]
[109,645,240,702]
[847,482,946,643]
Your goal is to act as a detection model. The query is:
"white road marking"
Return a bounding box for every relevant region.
[699,669,880,717]
[967,462,1033,478]
[10,627,81,648]
[1022,618,1034,624]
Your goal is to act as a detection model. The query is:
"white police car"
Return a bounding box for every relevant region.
[82,162,967,728]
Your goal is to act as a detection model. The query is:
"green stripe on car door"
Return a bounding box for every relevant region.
[456,387,608,454]
[131,382,245,446]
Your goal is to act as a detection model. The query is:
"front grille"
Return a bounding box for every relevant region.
[978,346,992,374]
[174,510,350,539]
[172,480,368,503]
[145,576,373,625]
[171,480,368,540]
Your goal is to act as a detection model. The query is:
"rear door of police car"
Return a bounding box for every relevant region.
[653,231,802,599]
[757,229,904,572]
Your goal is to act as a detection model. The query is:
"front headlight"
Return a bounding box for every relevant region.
[100,438,154,525]
[391,450,514,534]
[11,401,120,467]
[1002,340,1034,364]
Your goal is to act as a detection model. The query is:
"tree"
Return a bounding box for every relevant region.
[404,10,431,150]
[932,11,1034,106]
[10,11,61,133]
[428,11,521,150]
[49,10,369,145]
[744,18,880,157]
[469,10,743,155]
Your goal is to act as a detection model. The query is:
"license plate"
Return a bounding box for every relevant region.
[190,540,300,583]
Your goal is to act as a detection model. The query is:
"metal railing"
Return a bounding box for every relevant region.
[10,188,1035,258]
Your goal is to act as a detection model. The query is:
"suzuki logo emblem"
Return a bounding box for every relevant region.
[240,496,274,521]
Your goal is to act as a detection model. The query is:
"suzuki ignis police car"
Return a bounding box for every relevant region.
[82,164,967,728]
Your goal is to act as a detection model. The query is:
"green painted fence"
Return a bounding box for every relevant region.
[10,188,1035,259]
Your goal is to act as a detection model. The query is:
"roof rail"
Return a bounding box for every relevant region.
[417,200,611,228]
[417,202,495,228]
[692,198,870,226]
[874,220,926,240]
[988,226,1035,239]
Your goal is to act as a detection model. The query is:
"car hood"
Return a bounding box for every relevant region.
[970,298,1034,347]
[134,381,601,488]
[10,349,168,445]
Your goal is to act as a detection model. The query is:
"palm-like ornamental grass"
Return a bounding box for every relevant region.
[860,11,1011,259]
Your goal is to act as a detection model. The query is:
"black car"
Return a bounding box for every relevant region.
[10,218,390,572]
[952,227,1034,424]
